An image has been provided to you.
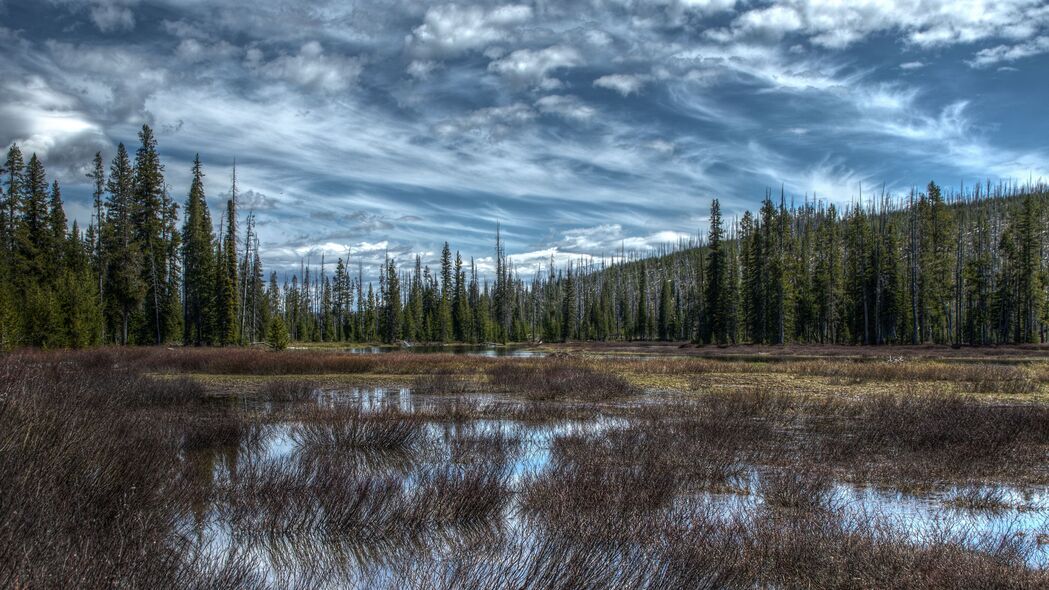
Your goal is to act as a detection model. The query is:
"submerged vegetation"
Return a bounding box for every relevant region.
[2,347,1049,587]
[3,133,1049,351]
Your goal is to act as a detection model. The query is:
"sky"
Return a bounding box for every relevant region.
[2,0,1049,279]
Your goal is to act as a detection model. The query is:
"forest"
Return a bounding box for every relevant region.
[1,126,1047,350]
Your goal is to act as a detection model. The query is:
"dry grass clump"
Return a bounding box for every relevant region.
[758,468,836,512]
[258,379,317,403]
[953,364,1039,394]
[843,394,1049,469]
[414,463,511,526]
[943,486,1013,512]
[417,396,489,423]
[371,497,1048,590]
[488,360,640,401]
[522,423,679,541]
[413,370,478,395]
[793,359,1040,392]
[444,422,522,466]
[740,508,1044,589]
[128,375,208,407]
[182,412,247,452]
[217,455,510,548]
[290,405,423,453]
[131,347,488,376]
[0,356,251,588]
[219,456,412,540]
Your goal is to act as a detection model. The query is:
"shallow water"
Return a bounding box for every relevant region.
[185,386,1049,583]
[339,344,546,357]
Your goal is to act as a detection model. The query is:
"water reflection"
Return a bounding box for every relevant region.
[180,386,1049,584]
[342,344,545,357]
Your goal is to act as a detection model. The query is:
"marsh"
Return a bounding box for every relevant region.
[3,346,1049,588]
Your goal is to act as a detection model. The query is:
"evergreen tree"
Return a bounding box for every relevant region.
[218,195,238,345]
[103,143,142,344]
[267,315,290,351]
[133,124,171,343]
[636,262,648,340]
[2,145,26,257]
[452,251,471,342]
[181,155,216,345]
[703,198,728,344]
[438,242,452,342]
[18,156,63,347]
[87,151,106,341]
[561,265,577,341]
[658,278,676,341]
[381,257,402,343]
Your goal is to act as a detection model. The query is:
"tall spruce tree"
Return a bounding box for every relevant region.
[219,192,238,345]
[132,124,170,343]
[181,155,216,345]
[703,198,728,344]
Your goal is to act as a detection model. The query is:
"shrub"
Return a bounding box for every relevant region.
[267,317,290,351]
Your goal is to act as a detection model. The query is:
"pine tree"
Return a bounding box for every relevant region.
[381,257,402,343]
[561,264,576,341]
[658,278,675,341]
[919,182,956,343]
[17,156,64,347]
[219,195,239,345]
[15,154,48,281]
[87,151,106,341]
[61,223,103,347]
[703,198,728,344]
[104,143,142,344]
[267,315,290,351]
[133,124,170,343]
[636,261,648,340]
[181,155,216,345]
[452,251,470,341]
[47,180,67,275]
[2,145,26,258]
[438,242,452,342]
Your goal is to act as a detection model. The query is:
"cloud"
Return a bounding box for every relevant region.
[0,74,106,173]
[89,0,136,33]
[434,103,537,139]
[239,189,279,211]
[535,95,595,120]
[474,223,695,276]
[720,0,1049,49]
[406,60,441,79]
[593,73,649,96]
[487,45,583,89]
[247,42,363,94]
[408,4,533,58]
[968,36,1049,68]
[733,5,804,39]
[6,0,1049,279]
[176,38,240,64]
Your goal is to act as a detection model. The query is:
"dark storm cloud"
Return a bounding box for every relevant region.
[3,0,1049,277]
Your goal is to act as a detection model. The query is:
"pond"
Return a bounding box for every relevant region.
[181,387,1049,586]
[335,344,546,357]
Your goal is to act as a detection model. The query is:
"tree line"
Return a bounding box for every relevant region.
[1,131,1046,349]
[0,126,262,349]
[273,184,1049,347]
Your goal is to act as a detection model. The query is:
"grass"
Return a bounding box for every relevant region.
[3,347,1049,588]
[488,360,641,401]
[290,405,423,453]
